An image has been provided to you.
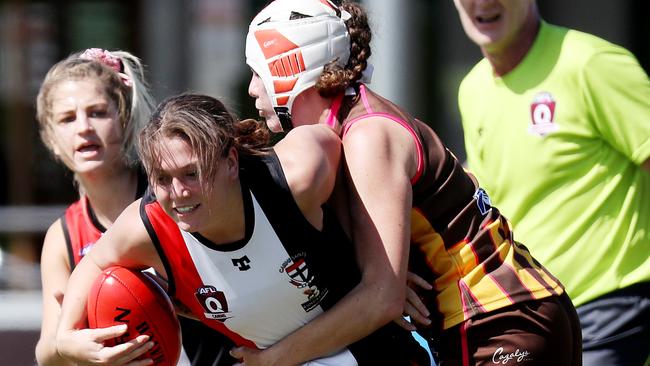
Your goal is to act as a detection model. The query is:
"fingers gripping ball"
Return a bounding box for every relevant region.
[88,266,182,365]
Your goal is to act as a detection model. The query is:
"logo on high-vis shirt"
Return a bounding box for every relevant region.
[529,92,559,136]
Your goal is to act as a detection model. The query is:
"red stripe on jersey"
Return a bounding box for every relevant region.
[143,201,256,348]
[64,197,102,267]
[459,280,487,317]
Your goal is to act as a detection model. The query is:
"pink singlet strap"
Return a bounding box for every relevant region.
[341,85,425,184]
[359,84,373,112]
[325,93,345,129]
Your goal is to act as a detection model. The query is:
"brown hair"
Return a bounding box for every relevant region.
[36,50,154,168]
[315,1,372,97]
[138,94,270,193]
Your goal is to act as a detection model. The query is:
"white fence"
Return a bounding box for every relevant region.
[0,205,64,332]
[0,205,66,234]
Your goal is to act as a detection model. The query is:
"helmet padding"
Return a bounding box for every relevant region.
[246,0,350,130]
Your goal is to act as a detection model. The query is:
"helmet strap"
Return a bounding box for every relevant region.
[274,107,294,132]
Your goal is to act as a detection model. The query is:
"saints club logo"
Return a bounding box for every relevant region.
[279,253,328,312]
[195,285,232,322]
[529,92,559,136]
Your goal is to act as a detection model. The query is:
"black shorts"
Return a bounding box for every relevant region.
[434,293,582,366]
[578,282,650,366]
[179,317,237,366]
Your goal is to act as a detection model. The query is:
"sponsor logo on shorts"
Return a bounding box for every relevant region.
[491,347,532,364]
[195,285,232,322]
[279,252,328,312]
[529,91,559,136]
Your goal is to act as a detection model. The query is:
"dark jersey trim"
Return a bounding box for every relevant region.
[135,167,148,197]
[86,202,107,233]
[60,215,76,273]
[191,177,255,252]
[241,152,361,309]
[139,193,177,297]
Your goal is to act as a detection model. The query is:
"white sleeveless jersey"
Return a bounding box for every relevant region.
[140,153,428,365]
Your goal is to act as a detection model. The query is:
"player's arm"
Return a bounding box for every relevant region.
[35,219,75,366]
[56,199,162,365]
[235,118,416,365]
[274,124,341,228]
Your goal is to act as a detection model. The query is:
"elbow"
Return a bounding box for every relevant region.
[35,337,59,366]
[35,340,45,365]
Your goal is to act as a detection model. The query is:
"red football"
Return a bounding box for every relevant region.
[87,266,181,366]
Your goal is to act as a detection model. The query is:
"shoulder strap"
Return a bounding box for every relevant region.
[60,213,76,273]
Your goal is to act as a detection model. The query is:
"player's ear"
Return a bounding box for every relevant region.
[225,147,239,179]
[51,143,62,158]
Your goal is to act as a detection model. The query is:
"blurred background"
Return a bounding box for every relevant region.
[0,0,648,364]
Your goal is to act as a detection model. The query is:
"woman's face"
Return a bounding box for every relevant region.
[248,72,283,133]
[151,135,237,235]
[453,0,536,53]
[48,78,124,174]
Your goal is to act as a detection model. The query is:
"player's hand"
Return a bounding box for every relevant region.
[57,324,154,365]
[230,346,283,366]
[394,271,432,331]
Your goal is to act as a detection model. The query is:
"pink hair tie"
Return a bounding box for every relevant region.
[79,48,133,87]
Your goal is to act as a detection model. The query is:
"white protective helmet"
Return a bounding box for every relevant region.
[246,0,351,131]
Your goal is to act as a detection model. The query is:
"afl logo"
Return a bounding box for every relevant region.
[529,92,559,136]
[195,285,232,322]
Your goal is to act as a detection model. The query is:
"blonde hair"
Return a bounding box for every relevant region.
[36,50,155,168]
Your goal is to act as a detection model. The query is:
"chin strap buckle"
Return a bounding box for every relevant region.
[274,107,293,132]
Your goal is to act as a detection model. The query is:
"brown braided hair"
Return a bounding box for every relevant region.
[315,1,372,97]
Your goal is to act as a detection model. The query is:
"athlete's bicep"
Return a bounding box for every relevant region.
[341,119,414,287]
[87,199,164,276]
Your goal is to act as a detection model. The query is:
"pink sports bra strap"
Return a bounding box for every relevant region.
[325,93,345,129]
[326,84,373,129]
[359,84,373,113]
[342,112,425,185]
